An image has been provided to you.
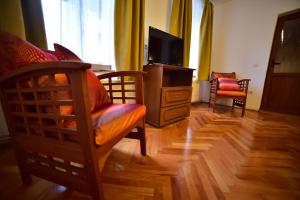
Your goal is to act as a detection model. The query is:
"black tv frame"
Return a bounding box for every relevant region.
[147,26,183,66]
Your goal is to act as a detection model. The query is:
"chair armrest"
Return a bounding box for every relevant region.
[97,71,146,80]
[237,79,251,82]
[97,71,146,104]
[237,79,251,91]
[209,77,218,83]
[0,61,91,83]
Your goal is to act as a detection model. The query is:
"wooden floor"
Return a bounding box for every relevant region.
[1,103,300,200]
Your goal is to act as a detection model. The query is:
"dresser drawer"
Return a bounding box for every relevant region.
[160,103,191,126]
[161,86,192,107]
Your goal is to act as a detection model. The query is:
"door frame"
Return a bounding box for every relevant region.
[260,8,300,111]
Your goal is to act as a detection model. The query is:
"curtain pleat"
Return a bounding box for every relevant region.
[170,0,192,67]
[0,0,26,39]
[0,0,47,49]
[198,0,213,80]
[21,0,48,49]
[114,0,145,71]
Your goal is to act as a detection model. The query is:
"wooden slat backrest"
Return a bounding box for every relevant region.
[0,62,101,195]
[211,72,236,79]
[97,71,145,104]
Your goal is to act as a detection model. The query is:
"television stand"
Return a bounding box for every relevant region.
[143,64,194,127]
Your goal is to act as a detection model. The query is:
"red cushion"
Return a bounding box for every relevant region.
[53,43,111,111]
[0,32,58,75]
[42,49,65,60]
[0,32,72,115]
[218,77,241,91]
[54,43,81,61]
[217,90,246,97]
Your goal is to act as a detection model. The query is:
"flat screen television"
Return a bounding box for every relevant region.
[148,26,183,66]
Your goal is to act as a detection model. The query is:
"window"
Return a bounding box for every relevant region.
[42,0,115,66]
[189,0,204,79]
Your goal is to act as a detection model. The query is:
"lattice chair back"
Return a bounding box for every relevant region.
[209,71,250,116]
[97,71,145,105]
[0,62,104,199]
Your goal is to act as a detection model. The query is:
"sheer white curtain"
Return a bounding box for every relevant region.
[189,0,204,79]
[42,0,115,66]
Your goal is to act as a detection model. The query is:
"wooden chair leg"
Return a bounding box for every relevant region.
[138,127,146,156]
[14,146,32,185]
[212,96,216,113]
[19,167,32,185]
[98,151,112,172]
[241,98,247,117]
[241,101,246,117]
[241,106,245,116]
[91,182,105,200]
[126,122,147,156]
[95,152,112,200]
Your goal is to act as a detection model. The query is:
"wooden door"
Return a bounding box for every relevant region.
[261,9,300,115]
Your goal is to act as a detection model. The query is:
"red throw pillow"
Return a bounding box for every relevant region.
[0,32,58,74]
[218,77,241,91]
[42,49,65,60]
[53,43,81,61]
[0,32,73,115]
[53,43,111,111]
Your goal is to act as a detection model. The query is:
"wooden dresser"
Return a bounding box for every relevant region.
[143,64,194,127]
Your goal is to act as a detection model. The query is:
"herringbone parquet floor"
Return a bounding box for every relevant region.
[1,104,300,200]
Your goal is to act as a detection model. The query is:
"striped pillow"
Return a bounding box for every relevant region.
[218,77,241,91]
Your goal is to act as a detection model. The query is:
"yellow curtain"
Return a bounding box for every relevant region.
[170,0,192,67]
[0,0,26,39]
[0,0,47,49]
[114,0,145,71]
[21,0,48,49]
[198,0,213,80]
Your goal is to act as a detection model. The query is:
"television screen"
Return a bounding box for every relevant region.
[148,26,183,66]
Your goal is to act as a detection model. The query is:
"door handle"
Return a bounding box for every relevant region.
[272,60,281,65]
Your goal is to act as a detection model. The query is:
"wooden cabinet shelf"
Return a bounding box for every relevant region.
[143,64,194,127]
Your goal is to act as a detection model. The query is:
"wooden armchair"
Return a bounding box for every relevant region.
[209,72,250,116]
[0,61,146,200]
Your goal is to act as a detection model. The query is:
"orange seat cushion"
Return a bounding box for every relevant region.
[64,104,146,145]
[217,90,246,97]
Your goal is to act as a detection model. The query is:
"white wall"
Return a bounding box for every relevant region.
[144,0,170,64]
[145,0,171,41]
[211,0,300,110]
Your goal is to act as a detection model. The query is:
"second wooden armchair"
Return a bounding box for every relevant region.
[209,72,251,116]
